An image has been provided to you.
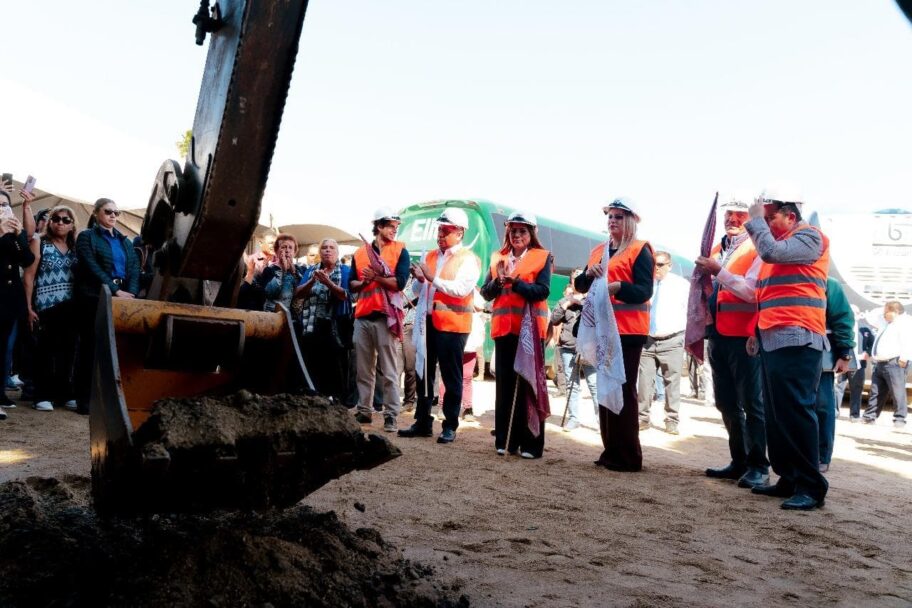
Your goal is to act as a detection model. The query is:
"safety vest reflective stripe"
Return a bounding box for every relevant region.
[491,306,550,317]
[433,301,475,313]
[756,275,827,289]
[717,302,756,312]
[758,296,826,310]
[613,303,649,312]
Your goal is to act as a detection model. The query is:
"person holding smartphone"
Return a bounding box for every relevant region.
[0,189,36,414]
[74,198,140,414]
[23,206,80,412]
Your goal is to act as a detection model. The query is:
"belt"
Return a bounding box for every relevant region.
[650,330,683,341]
[112,278,124,286]
[873,356,899,364]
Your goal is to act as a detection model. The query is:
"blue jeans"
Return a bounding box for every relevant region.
[864,360,909,423]
[560,347,597,425]
[815,371,836,465]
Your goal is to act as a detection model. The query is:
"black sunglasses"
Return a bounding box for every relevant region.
[103,209,121,217]
[50,215,73,225]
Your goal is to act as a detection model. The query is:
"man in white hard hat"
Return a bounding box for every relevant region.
[694,194,769,490]
[348,207,411,432]
[740,188,830,510]
[399,207,481,444]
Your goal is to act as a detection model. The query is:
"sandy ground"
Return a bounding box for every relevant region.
[1,380,911,608]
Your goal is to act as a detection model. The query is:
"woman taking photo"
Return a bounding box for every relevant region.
[575,198,654,472]
[294,238,352,400]
[74,198,141,414]
[481,211,552,459]
[23,205,80,412]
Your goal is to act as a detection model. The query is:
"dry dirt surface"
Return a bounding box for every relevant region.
[1,380,911,607]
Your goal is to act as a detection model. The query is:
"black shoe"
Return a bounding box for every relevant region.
[0,397,16,408]
[437,428,456,444]
[751,483,793,498]
[354,412,373,424]
[398,424,433,438]
[461,408,475,422]
[0,408,6,420]
[737,469,770,489]
[781,493,824,510]
[705,463,746,480]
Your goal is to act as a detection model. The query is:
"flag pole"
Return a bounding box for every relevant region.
[504,375,520,454]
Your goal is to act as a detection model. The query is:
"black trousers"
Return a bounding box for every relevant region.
[707,334,768,472]
[300,319,346,400]
[414,318,467,432]
[0,316,15,403]
[494,334,546,457]
[759,344,828,501]
[596,337,644,471]
[75,295,99,408]
[33,301,79,404]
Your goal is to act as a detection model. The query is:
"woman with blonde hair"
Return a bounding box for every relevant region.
[574,198,654,472]
[23,205,80,411]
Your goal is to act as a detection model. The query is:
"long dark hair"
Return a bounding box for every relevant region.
[44,205,78,250]
[498,223,544,255]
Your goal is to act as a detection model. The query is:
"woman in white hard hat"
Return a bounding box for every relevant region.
[574,198,654,472]
[481,211,552,459]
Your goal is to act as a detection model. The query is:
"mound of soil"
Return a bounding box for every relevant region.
[100,392,401,513]
[0,476,469,607]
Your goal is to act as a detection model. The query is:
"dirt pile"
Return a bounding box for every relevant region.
[0,476,469,607]
[101,392,401,513]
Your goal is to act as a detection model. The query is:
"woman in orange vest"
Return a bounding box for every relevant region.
[574,198,654,472]
[480,211,552,459]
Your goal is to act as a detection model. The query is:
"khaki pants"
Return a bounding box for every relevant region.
[354,316,401,419]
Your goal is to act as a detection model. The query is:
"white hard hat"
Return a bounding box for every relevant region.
[372,207,401,223]
[720,193,751,212]
[602,197,640,223]
[759,186,804,208]
[436,207,469,229]
[505,211,537,227]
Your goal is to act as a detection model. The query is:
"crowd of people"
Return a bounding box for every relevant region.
[4,177,910,512]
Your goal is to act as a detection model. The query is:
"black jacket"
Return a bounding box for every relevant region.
[75,226,141,298]
[0,231,35,321]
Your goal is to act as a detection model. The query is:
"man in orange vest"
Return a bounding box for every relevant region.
[695,196,769,490]
[744,189,830,510]
[349,207,411,433]
[398,207,481,444]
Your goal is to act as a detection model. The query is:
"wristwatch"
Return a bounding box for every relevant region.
[839,354,852,361]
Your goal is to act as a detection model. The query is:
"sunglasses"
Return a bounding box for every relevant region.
[102,209,121,217]
[50,216,73,225]
[655,262,669,268]
[605,213,626,221]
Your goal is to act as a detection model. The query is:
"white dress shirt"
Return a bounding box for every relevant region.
[648,272,690,337]
[411,243,481,303]
[871,313,912,362]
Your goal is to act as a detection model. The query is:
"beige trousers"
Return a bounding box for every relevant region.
[354,316,401,418]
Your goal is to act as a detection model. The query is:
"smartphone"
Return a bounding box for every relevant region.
[23,175,36,194]
[0,205,13,220]
[1,173,11,185]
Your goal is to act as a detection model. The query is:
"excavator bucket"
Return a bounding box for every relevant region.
[89,287,399,514]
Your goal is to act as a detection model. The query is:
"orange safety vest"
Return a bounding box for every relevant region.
[353,240,406,319]
[756,224,830,335]
[425,247,479,333]
[711,239,759,337]
[488,248,551,338]
[586,240,653,335]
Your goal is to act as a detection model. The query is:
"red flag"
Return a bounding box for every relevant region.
[514,303,550,437]
[358,234,405,341]
[684,193,718,363]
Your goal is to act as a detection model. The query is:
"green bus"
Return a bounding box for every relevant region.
[397,199,693,370]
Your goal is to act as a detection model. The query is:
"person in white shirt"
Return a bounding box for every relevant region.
[862,301,911,428]
[398,208,481,444]
[637,251,690,434]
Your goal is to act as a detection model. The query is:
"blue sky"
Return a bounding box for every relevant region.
[2,0,910,254]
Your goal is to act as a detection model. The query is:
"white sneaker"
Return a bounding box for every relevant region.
[496,448,505,455]
[33,401,54,412]
[520,451,536,459]
[63,400,78,411]
[8,374,23,388]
